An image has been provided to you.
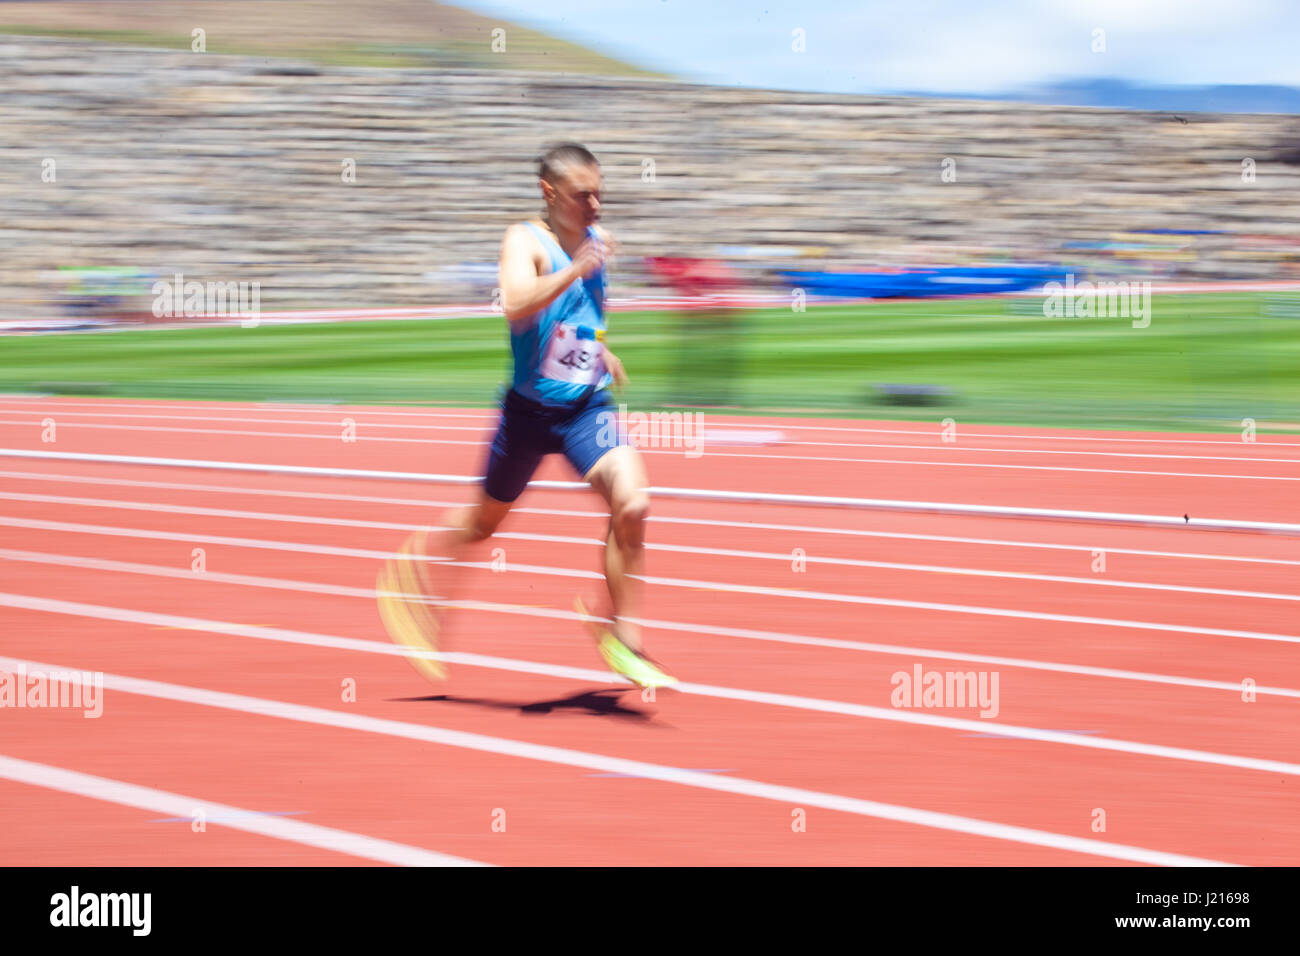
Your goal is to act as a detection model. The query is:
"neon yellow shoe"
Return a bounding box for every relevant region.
[376,532,447,684]
[575,597,677,689]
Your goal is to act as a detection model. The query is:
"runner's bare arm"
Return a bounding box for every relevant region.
[498,224,604,325]
[589,225,622,382]
[498,225,571,325]
[603,348,628,386]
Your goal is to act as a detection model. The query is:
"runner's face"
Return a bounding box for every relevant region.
[545,163,602,232]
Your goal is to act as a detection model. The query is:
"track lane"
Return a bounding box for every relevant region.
[4,399,1297,865]
[0,630,1268,866]
[3,402,1298,521]
[1,576,1298,869]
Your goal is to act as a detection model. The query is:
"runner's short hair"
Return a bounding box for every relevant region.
[538,143,599,183]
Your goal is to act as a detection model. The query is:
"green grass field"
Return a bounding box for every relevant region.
[3,294,1298,432]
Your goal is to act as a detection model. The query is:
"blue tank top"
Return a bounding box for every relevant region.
[508,221,610,406]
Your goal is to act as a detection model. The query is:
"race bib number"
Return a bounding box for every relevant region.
[540,323,605,385]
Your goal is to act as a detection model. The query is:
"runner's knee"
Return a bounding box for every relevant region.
[456,504,505,543]
[613,492,649,548]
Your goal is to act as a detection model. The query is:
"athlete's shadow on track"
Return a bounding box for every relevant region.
[392,687,670,726]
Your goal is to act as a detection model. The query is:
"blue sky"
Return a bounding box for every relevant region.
[448,0,1300,95]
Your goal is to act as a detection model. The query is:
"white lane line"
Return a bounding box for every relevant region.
[5,403,1299,449]
[0,489,430,532]
[0,420,471,446]
[5,491,1297,602]
[0,399,494,420]
[0,410,492,432]
[0,514,408,561]
[4,398,1295,448]
[6,467,1299,569]
[0,653,1238,867]
[708,427,1300,448]
[3,420,1298,475]
[513,553,1300,646]
[0,448,473,484]
[5,410,1299,463]
[0,752,487,866]
[5,517,1299,647]
[661,450,1300,478]
[628,613,1300,700]
[5,449,1298,533]
[646,516,1300,568]
[644,541,1300,603]
[4,540,1298,702]
[613,564,1300,647]
[0,595,1297,781]
[767,442,1300,463]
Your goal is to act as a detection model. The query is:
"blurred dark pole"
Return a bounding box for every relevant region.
[645,256,745,406]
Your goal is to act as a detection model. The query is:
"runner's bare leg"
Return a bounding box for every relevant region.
[585,445,650,651]
[415,490,514,621]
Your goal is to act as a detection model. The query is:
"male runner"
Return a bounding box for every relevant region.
[378,143,675,689]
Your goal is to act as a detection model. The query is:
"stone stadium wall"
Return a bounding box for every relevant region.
[3,36,1299,319]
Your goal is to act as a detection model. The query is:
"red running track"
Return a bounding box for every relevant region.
[0,397,1298,865]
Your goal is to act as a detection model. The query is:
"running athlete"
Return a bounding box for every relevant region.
[378,143,675,689]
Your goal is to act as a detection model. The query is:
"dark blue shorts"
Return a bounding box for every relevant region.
[482,388,625,503]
